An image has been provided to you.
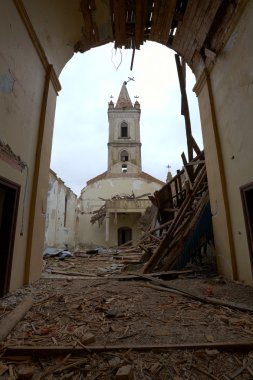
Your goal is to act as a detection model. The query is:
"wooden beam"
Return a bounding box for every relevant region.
[113,0,126,48]
[175,54,193,163]
[0,297,33,341]
[150,0,177,44]
[135,0,148,49]
[141,165,207,273]
[191,135,201,155]
[4,341,253,356]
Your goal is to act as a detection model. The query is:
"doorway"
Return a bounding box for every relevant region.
[118,227,132,245]
[241,182,253,274]
[0,177,20,297]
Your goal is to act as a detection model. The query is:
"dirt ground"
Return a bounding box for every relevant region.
[0,250,253,379]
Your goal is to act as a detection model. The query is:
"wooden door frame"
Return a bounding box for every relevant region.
[240,182,253,274]
[0,176,20,297]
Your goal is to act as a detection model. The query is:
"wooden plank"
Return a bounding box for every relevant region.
[133,273,253,313]
[135,0,148,49]
[172,0,201,56]
[5,341,253,356]
[182,0,210,62]
[181,151,193,184]
[163,190,209,269]
[150,0,177,44]
[141,165,206,273]
[113,0,126,48]
[184,0,221,64]
[159,0,177,44]
[0,297,33,341]
[191,136,201,155]
[175,54,193,163]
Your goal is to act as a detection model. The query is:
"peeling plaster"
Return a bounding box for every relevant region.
[0,71,15,93]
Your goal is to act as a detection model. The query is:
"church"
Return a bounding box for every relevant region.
[76,82,164,248]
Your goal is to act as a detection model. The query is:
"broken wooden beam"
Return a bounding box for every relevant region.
[131,273,253,313]
[0,296,34,341]
[175,53,193,164]
[141,165,207,273]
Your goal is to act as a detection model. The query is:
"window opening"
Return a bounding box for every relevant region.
[120,122,128,138]
[118,227,132,245]
[121,150,129,162]
[122,164,127,173]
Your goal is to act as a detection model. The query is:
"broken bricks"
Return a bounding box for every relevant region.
[115,364,133,380]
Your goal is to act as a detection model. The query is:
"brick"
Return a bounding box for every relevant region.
[81,332,95,345]
[115,364,133,380]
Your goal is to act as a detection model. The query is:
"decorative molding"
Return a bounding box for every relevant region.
[13,0,61,94]
[0,139,26,172]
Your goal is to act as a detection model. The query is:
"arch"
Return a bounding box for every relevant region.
[118,227,132,245]
[120,150,129,162]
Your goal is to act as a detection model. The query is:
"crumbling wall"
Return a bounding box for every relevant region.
[45,170,77,250]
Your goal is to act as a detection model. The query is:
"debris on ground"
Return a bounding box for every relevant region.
[0,251,253,379]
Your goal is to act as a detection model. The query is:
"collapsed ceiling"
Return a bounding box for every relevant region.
[74,0,247,71]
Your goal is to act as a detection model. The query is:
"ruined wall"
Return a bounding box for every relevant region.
[45,170,77,250]
[195,1,253,284]
[77,176,163,247]
[0,0,77,290]
[0,1,45,290]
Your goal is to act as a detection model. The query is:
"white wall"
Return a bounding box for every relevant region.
[45,171,77,249]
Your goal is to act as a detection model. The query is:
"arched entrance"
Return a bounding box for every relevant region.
[0,0,252,293]
[118,227,132,246]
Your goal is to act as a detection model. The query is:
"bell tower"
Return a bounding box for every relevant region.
[107,82,142,175]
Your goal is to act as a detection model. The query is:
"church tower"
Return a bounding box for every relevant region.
[107,82,142,175]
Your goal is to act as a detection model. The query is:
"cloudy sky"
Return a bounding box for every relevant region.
[50,41,203,196]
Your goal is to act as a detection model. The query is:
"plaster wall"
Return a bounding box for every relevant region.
[0,0,45,290]
[108,110,140,142]
[110,162,141,174]
[77,176,162,247]
[45,171,77,249]
[23,0,82,76]
[209,1,253,284]
[196,1,253,284]
[108,110,141,170]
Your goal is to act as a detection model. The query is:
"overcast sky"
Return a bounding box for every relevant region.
[50,41,203,196]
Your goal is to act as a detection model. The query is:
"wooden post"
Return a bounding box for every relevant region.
[175,54,193,164]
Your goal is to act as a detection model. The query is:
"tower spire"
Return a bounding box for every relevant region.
[115,82,133,109]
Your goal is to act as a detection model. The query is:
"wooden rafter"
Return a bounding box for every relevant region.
[113,0,126,48]
[135,0,148,49]
[150,0,177,44]
[172,0,222,65]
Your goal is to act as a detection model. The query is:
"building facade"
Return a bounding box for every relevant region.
[77,83,164,248]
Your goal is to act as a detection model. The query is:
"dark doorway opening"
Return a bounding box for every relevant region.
[240,182,253,275]
[0,177,20,297]
[118,227,132,245]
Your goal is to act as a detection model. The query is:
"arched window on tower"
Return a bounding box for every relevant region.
[120,122,128,138]
[120,150,129,162]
